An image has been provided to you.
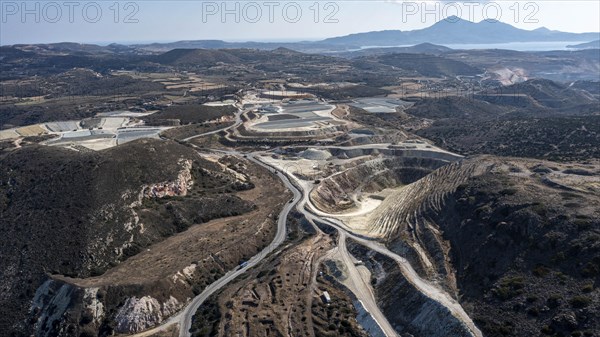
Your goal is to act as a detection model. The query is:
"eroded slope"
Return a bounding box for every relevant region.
[0,139,290,336]
[366,156,600,336]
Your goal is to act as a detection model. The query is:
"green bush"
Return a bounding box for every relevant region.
[89,266,105,277]
[582,283,594,293]
[500,188,517,196]
[570,296,591,308]
[492,276,525,300]
[527,307,539,317]
[547,294,562,308]
[581,262,599,277]
[574,219,591,230]
[531,202,548,217]
[533,265,550,277]
[79,327,96,337]
[79,311,93,325]
[541,325,554,335]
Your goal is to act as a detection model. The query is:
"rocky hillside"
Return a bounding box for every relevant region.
[417,115,600,161]
[405,96,508,120]
[354,53,482,78]
[477,79,598,110]
[0,139,261,336]
[407,79,600,161]
[188,212,370,337]
[366,156,600,336]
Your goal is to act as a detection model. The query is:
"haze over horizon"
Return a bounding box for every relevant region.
[1,0,599,45]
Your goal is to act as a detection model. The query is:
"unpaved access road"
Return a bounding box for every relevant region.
[131,149,481,337]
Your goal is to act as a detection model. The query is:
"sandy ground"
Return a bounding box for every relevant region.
[76,138,118,151]
[0,129,20,140]
[16,124,48,137]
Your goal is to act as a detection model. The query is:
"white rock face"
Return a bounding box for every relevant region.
[114,295,182,333]
[83,288,105,324]
[116,158,194,258]
[172,262,198,284]
[142,159,194,198]
[182,263,197,279]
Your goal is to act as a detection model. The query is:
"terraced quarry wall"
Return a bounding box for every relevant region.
[363,156,600,336]
[362,159,492,293]
[367,159,484,238]
[311,157,449,213]
[325,146,463,162]
[235,122,350,140]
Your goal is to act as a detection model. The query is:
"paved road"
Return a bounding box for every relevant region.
[251,157,400,337]
[129,152,300,337]
[176,154,301,336]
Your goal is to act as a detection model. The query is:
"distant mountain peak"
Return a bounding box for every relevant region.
[443,15,465,23]
[321,16,597,47]
[430,15,469,26]
[271,47,301,54]
[432,16,524,27]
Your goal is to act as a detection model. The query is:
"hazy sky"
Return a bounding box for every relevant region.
[1,1,599,45]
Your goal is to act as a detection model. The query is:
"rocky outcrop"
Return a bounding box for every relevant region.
[29,279,186,336]
[30,280,81,337]
[142,159,193,198]
[82,287,105,325]
[114,295,182,333]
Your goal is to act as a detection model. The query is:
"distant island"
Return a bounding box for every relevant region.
[567,40,600,49]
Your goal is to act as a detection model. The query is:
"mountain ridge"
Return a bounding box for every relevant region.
[5,17,598,53]
[320,16,598,46]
